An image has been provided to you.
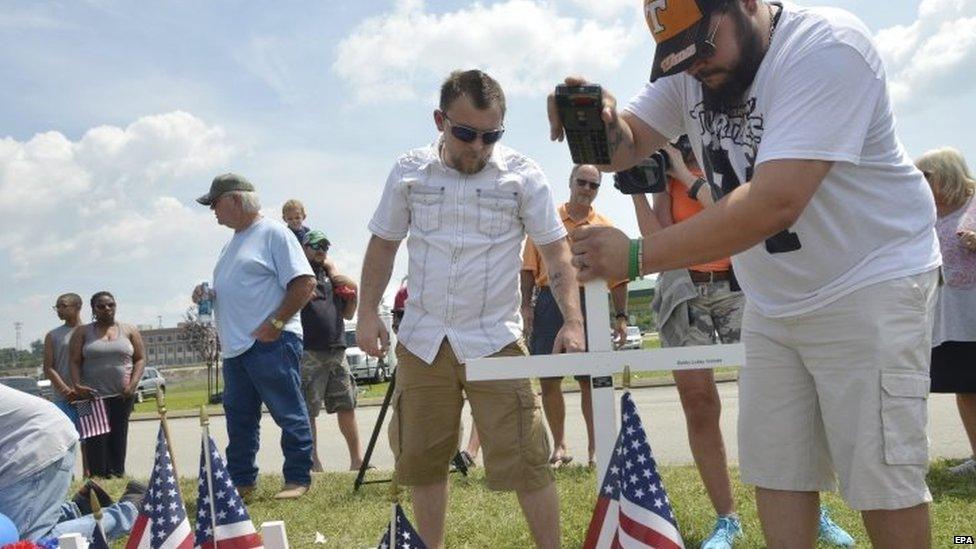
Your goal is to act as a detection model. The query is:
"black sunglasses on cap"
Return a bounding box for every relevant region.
[442,113,505,145]
[306,241,330,252]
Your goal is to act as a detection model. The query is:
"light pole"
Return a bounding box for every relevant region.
[13,322,22,370]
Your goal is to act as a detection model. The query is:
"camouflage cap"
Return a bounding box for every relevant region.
[196,173,255,206]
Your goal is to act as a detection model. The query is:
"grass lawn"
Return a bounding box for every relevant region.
[133,379,215,414]
[87,460,974,548]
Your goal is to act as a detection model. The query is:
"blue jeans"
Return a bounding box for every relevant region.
[223,331,312,487]
[0,442,138,542]
[48,501,138,543]
[52,397,80,431]
[0,443,76,540]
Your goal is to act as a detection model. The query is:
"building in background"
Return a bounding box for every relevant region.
[139,324,199,367]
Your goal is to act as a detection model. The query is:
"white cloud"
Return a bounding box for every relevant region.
[333,0,639,104]
[0,112,235,345]
[0,111,233,272]
[0,111,233,218]
[566,0,643,20]
[875,0,976,106]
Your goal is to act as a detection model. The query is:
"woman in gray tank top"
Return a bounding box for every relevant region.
[69,291,146,478]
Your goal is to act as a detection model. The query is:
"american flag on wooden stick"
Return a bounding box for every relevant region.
[74,397,110,439]
[583,392,684,549]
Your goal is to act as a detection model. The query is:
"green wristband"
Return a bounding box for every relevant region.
[636,237,644,280]
[628,238,640,281]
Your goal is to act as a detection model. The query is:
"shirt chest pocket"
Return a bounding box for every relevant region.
[476,189,519,238]
[408,184,446,233]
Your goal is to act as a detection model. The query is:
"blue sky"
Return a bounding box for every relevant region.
[2,0,974,347]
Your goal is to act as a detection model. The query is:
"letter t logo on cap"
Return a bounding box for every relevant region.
[645,0,668,33]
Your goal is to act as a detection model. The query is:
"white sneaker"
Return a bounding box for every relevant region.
[947,457,976,477]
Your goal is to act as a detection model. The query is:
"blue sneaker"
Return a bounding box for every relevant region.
[818,506,855,547]
[701,515,742,549]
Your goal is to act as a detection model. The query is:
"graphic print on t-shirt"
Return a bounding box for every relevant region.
[690,97,801,254]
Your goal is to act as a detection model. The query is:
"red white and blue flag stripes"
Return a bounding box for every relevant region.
[75,398,110,439]
[583,392,684,549]
[125,427,193,549]
[193,434,263,549]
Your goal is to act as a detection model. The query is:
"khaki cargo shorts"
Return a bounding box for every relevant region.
[389,339,553,491]
[738,270,938,510]
[300,347,357,416]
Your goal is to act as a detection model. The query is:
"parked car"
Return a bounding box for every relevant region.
[136,367,166,402]
[37,378,54,400]
[620,326,643,350]
[0,375,42,397]
[344,328,390,384]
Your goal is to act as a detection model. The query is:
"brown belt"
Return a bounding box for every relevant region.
[688,270,731,283]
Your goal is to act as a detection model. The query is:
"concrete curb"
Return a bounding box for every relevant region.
[131,370,739,422]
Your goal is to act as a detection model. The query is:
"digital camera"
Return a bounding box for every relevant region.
[613,135,694,195]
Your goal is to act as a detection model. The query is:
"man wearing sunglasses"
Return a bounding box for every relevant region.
[521,164,628,470]
[359,69,584,549]
[43,293,84,425]
[549,0,941,547]
[298,230,364,474]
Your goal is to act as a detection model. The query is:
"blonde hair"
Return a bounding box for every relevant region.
[916,147,976,209]
[282,199,306,217]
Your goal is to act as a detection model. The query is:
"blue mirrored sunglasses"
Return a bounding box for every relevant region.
[442,113,505,145]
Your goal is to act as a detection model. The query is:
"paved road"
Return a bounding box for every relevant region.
[85,383,972,479]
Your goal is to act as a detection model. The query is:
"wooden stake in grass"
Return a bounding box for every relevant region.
[388,470,398,547]
[90,489,102,520]
[156,389,183,501]
[201,405,220,549]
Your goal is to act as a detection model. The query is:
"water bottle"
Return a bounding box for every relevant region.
[198,281,213,323]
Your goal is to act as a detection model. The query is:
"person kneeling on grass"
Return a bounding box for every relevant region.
[0,385,145,544]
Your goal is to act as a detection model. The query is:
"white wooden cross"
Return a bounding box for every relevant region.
[467,280,744,489]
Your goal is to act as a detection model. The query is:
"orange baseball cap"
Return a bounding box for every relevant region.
[646,0,723,81]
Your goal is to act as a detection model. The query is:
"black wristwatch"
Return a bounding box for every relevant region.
[615,312,628,321]
[687,177,707,200]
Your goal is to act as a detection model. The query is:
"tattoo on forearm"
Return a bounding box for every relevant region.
[607,120,624,158]
[549,271,564,291]
[549,270,573,315]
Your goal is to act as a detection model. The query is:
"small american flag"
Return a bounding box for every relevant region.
[125,427,194,549]
[376,504,426,549]
[90,515,110,549]
[583,392,684,549]
[194,434,263,549]
[74,398,110,439]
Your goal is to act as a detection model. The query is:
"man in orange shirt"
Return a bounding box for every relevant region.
[522,164,628,467]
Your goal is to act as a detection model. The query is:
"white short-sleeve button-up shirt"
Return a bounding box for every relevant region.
[368,142,567,365]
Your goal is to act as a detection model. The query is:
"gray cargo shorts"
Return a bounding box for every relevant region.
[300,347,357,416]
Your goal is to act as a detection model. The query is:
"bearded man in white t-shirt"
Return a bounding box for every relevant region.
[552,1,942,547]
